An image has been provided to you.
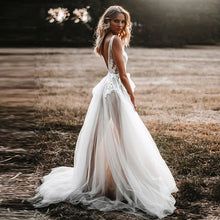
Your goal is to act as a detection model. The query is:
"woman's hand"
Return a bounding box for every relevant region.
[130,94,137,111]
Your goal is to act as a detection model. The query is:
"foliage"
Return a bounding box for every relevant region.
[0,0,220,47]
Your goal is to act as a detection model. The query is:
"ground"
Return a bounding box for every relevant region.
[0,47,219,219]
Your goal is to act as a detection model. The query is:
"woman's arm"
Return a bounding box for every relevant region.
[111,36,136,110]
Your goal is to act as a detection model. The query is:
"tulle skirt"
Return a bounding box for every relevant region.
[30,72,178,219]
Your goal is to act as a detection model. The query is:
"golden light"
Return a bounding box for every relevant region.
[72,6,91,23]
[47,7,70,23]
[47,6,91,24]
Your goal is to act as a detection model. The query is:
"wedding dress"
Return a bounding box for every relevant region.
[30,35,178,219]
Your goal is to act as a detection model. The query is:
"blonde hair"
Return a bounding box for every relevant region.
[94,5,132,55]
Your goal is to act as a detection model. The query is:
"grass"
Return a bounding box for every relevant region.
[0,47,219,219]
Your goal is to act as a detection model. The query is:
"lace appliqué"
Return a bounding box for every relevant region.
[104,74,125,99]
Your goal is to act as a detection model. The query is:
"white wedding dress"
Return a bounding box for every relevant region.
[30,35,178,219]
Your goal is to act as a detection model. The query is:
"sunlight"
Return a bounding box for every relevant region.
[47,6,91,24]
[72,6,91,23]
[47,7,70,23]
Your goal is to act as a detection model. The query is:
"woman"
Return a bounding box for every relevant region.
[30,5,178,219]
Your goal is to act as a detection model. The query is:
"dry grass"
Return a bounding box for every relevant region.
[0,47,219,219]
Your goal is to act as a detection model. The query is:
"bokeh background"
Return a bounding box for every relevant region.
[1,0,220,47]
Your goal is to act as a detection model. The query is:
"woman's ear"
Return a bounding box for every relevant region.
[104,18,110,24]
[104,19,110,29]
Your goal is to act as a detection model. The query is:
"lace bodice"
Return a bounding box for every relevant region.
[108,35,128,74]
[101,35,135,99]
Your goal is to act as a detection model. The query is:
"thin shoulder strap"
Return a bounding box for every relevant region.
[107,35,115,70]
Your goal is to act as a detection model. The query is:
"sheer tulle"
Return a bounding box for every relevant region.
[30,35,178,219]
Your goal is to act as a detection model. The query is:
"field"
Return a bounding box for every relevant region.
[0,46,219,219]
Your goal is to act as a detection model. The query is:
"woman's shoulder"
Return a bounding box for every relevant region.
[111,35,123,49]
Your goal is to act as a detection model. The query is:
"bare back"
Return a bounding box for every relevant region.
[101,34,114,70]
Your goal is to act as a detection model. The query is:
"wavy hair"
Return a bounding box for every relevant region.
[94,5,132,55]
